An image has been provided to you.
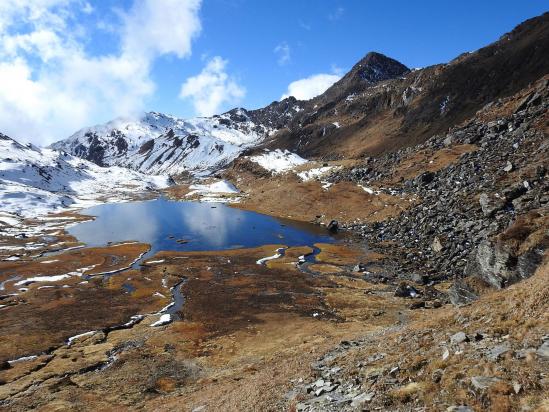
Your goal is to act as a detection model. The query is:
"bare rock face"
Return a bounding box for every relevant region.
[467,239,516,288]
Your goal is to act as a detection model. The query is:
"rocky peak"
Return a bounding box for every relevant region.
[316,52,409,104]
[222,107,252,123]
[348,51,410,84]
[246,96,303,130]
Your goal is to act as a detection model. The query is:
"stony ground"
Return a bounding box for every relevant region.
[286,257,548,411]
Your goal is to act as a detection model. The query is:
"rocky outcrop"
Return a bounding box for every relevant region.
[318,52,410,103]
[467,211,549,288]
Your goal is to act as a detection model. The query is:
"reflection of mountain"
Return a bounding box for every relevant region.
[68,199,332,252]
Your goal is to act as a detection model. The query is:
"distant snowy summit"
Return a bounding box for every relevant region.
[51,102,305,176]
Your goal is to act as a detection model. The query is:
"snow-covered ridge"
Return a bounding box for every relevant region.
[51,110,278,176]
[0,133,170,218]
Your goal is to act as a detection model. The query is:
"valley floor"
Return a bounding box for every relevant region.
[0,181,547,411]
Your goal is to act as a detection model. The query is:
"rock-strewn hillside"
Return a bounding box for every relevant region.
[279,78,549,412]
[334,76,549,290]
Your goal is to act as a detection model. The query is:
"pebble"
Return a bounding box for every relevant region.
[450,331,468,345]
[351,392,375,406]
[537,341,549,358]
[447,406,474,412]
[442,347,450,360]
[471,376,501,390]
[487,342,511,361]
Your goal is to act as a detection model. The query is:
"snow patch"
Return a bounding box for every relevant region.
[14,274,71,286]
[0,212,20,226]
[67,331,96,345]
[187,180,238,196]
[358,185,380,195]
[186,180,239,203]
[256,248,285,265]
[8,355,38,365]
[249,149,307,174]
[150,314,172,327]
[298,166,334,182]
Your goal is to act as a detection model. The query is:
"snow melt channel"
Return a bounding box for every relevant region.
[256,248,286,265]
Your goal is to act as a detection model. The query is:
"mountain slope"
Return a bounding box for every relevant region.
[264,12,549,159]
[0,133,169,218]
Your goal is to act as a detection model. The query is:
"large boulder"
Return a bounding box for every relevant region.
[466,211,548,288]
[447,279,479,306]
[327,220,339,233]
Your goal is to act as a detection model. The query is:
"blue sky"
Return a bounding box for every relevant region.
[0,0,546,144]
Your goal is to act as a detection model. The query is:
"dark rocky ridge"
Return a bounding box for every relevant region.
[265,12,549,159]
[53,13,549,178]
[319,52,410,103]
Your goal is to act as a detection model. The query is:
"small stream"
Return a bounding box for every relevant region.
[165,279,187,320]
[297,245,323,275]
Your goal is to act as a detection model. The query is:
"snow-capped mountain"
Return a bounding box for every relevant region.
[50,110,269,175]
[0,133,169,218]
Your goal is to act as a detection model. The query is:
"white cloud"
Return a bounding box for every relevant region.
[0,0,202,145]
[179,56,245,117]
[121,0,201,60]
[281,73,341,101]
[328,6,345,21]
[82,2,93,14]
[274,42,291,66]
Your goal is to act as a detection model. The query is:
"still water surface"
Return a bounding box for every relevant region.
[68,198,334,255]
